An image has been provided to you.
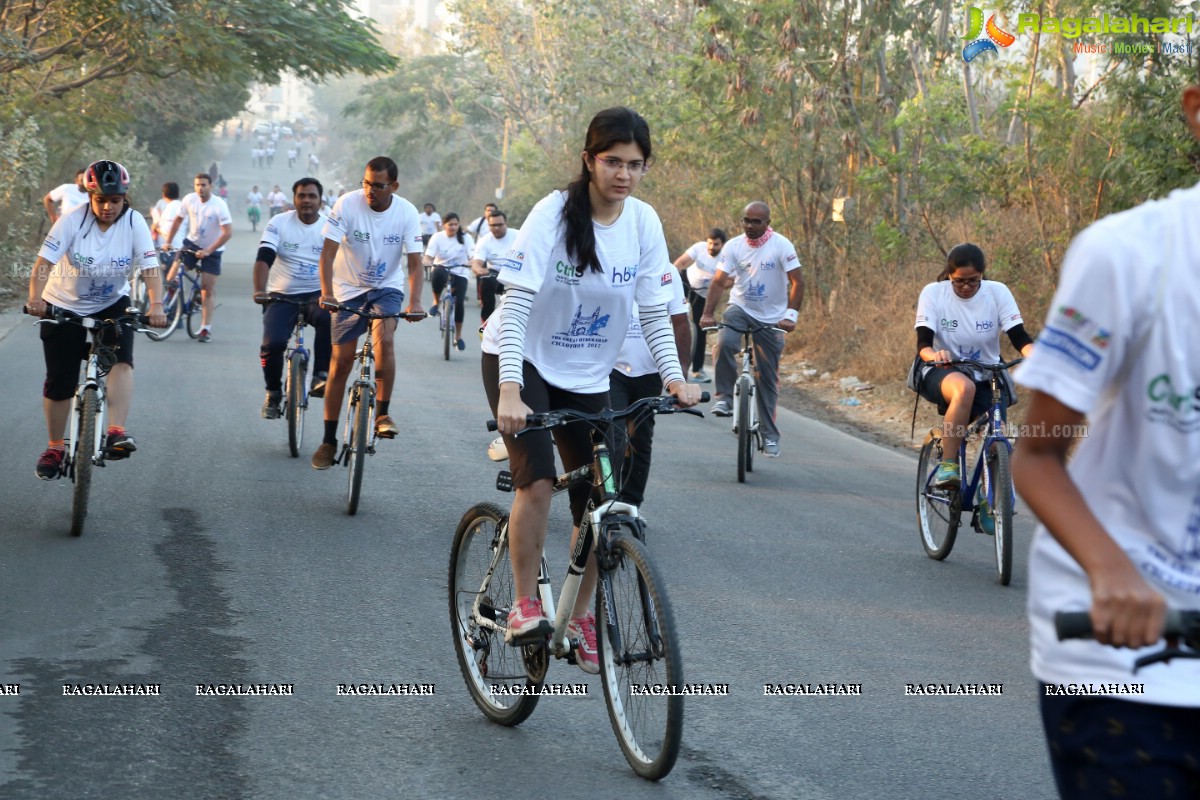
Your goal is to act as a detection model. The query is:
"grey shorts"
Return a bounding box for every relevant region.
[331,287,404,345]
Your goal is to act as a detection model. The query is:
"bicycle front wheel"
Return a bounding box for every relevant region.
[916,435,959,560]
[736,376,752,483]
[346,389,369,515]
[70,388,99,537]
[185,285,202,339]
[442,297,453,360]
[597,532,683,780]
[448,502,542,726]
[147,283,182,341]
[286,352,307,458]
[987,442,1014,586]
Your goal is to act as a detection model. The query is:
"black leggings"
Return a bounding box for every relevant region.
[687,290,707,374]
[431,268,468,325]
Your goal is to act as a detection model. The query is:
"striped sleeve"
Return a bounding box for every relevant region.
[638,303,684,387]
[497,287,535,387]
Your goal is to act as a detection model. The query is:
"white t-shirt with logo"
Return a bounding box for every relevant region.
[914,280,1023,381]
[718,234,801,323]
[160,199,185,249]
[179,193,233,252]
[481,190,676,393]
[260,211,326,295]
[418,211,442,237]
[614,268,688,377]
[424,230,475,279]
[38,206,158,315]
[322,190,423,302]
[1016,181,1200,707]
[50,183,89,217]
[473,229,520,269]
[267,190,287,209]
[683,241,720,298]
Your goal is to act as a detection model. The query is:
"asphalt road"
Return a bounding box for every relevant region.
[0,137,1058,799]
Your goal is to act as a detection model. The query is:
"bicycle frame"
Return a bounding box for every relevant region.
[284,303,311,413]
[341,321,378,462]
[67,342,109,474]
[731,330,759,441]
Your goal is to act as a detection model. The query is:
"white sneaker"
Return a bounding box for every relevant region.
[763,439,780,457]
[486,436,508,462]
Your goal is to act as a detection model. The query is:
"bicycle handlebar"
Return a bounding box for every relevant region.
[25,304,150,332]
[937,357,1025,372]
[702,323,787,335]
[254,294,311,306]
[320,301,427,321]
[486,392,712,433]
[1055,610,1196,641]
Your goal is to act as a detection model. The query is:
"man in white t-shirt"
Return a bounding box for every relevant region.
[700,201,803,457]
[1011,83,1200,797]
[152,182,185,251]
[42,169,88,223]
[163,173,233,343]
[252,178,332,419]
[466,202,497,242]
[267,185,287,218]
[418,203,441,248]
[469,209,519,327]
[608,273,691,506]
[310,156,425,470]
[673,227,727,382]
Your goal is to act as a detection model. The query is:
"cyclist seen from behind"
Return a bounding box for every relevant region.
[1011,76,1200,799]
[470,209,520,333]
[673,227,726,383]
[425,212,475,351]
[914,243,1034,489]
[699,202,802,458]
[253,178,333,419]
[163,173,233,343]
[26,160,167,478]
[311,156,425,469]
[485,107,701,673]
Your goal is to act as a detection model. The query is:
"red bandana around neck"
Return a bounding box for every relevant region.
[747,226,774,248]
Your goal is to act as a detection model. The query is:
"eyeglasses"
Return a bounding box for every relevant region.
[950,277,982,287]
[593,156,648,174]
[362,180,392,191]
[741,217,765,225]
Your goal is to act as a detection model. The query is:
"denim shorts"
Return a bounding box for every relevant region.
[331,287,404,345]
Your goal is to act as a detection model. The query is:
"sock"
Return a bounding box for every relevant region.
[377,401,390,417]
[106,426,125,437]
[48,439,65,450]
[324,420,337,445]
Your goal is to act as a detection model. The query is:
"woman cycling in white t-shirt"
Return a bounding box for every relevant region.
[482,107,701,673]
[913,243,1034,488]
[424,212,474,351]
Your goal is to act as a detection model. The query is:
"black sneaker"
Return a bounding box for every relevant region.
[262,391,282,419]
[428,304,439,317]
[309,373,327,398]
[106,432,137,459]
[36,447,66,480]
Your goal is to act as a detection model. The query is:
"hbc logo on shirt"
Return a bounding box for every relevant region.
[611,265,637,285]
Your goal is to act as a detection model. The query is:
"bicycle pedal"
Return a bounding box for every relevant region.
[495,470,513,492]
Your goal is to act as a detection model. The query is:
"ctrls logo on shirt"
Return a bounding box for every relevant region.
[962,7,1015,62]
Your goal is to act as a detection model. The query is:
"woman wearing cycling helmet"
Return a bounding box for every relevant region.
[483,107,701,673]
[913,243,1034,488]
[26,160,167,480]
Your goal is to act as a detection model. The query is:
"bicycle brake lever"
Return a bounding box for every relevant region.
[1132,638,1200,673]
[677,408,705,418]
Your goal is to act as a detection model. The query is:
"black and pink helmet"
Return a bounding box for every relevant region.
[83,160,130,195]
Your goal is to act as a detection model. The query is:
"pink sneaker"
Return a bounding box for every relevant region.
[567,613,600,674]
[505,596,551,643]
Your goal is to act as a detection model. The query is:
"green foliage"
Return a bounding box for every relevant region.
[0,115,48,276]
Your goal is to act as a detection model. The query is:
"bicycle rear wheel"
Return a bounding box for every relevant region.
[736,376,752,483]
[70,388,99,537]
[987,442,1014,586]
[449,502,542,726]
[147,285,181,341]
[346,388,369,515]
[286,351,307,458]
[442,296,453,360]
[597,532,683,780]
[916,434,959,559]
[185,283,203,339]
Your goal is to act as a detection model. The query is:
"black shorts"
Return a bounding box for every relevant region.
[41,297,135,401]
[182,238,222,276]
[482,354,608,526]
[918,365,993,420]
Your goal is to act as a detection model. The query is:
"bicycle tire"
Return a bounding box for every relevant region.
[442,296,453,361]
[736,376,752,483]
[185,283,202,339]
[448,502,542,726]
[346,388,369,515]
[148,280,182,341]
[916,435,959,560]
[70,388,99,537]
[597,531,683,780]
[286,351,307,458]
[988,442,1014,586]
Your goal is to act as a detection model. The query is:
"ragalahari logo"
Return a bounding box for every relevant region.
[962,7,1015,62]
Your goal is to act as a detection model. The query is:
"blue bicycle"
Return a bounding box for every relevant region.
[916,357,1023,586]
[435,267,466,361]
[154,247,206,341]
